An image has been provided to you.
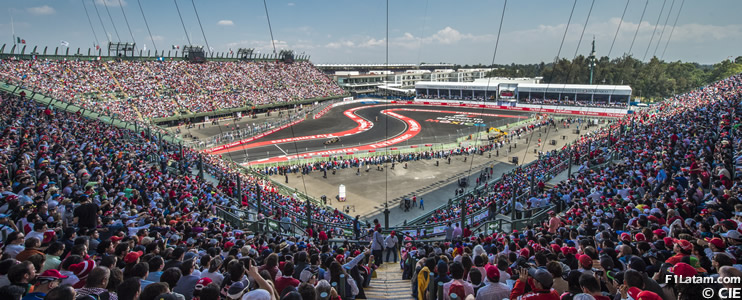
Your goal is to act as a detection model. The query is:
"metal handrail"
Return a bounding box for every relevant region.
[408,155,569,226]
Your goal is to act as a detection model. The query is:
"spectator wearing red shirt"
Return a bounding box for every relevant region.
[665,239,693,265]
[509,268,560,300]
[462,225,472,238]
[274,262,300,295]
[318,230,328,244]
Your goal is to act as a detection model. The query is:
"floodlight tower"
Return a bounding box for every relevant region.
[588,37,596,84]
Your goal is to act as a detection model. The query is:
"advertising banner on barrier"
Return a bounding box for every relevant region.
[393,100,628,117]
[204,118,305,153]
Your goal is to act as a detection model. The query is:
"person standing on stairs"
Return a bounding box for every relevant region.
[384,231,398,263]
[370,227,384,267]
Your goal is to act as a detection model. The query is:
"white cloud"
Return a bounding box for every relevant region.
[217,20,234,26]
[96,0,127,7]
[288,2,296,6]
[151,35,164,41]
[389,27,495,49]
[359,38,385,48]
[668,23,742,42]
[326,41,355,49]
[27,5,55,15]
[320,26,479,53]
[430,27,471,44]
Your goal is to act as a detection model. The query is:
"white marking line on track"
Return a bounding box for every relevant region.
[274,144,288,156]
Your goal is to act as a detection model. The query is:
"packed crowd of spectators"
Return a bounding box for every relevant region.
[401,74,742,300]
[519,98,629,109]
[0,90,381,300]
[0,59,345,121]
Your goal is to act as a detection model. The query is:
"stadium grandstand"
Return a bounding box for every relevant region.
[0,0,740,299]
[2,59,742,299]
[415,78,632,111]
[0,58,346,121]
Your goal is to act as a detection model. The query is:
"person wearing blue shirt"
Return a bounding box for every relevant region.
[146,256,165,283]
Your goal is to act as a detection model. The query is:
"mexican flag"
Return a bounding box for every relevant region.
[16,37,26,44]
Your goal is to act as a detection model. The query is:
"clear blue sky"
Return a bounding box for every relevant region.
[2,0,740,65]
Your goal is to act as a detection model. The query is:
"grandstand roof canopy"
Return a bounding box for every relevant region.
[415,80,632,95]
[517,83,632,95]
[316,63,417,68]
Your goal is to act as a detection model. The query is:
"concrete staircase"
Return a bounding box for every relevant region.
[364,262,414,300]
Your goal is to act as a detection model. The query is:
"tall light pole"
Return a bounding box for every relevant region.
[588,37,596,84]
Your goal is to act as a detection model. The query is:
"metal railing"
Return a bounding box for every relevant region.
[407,154,569,226]
[0,43,311,61]
[182,112,307,150]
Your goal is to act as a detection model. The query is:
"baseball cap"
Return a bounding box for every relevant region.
[42,231,56,244]
[195,277,212,291]
[36,269,69,282]
[636,291,662,300]
[227,281,247,299]
[635,233,646,242]
[722,230,742,240]
[519,248,530,258]
[673,239,693,251]
[606,270,623,283]
[628,287,643,300]
[124,251,143,264]
[578,255,592,268]
[707,237,726,249]
[485,265,500,282]
[242,289,271,300]
[528,268,553,288]
[668,262,697,278]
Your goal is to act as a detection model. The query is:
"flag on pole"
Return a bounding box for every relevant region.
[172,45,180,49]
[17,37,26,44]
[60,40,70,47]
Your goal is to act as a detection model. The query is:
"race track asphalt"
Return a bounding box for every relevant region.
[217,102,530,163]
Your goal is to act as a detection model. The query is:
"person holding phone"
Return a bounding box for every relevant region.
[509,268,560,300]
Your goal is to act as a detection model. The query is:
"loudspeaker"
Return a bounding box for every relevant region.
[188,50,206,63]
[511,157,519,164]
[551,140,557,145]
